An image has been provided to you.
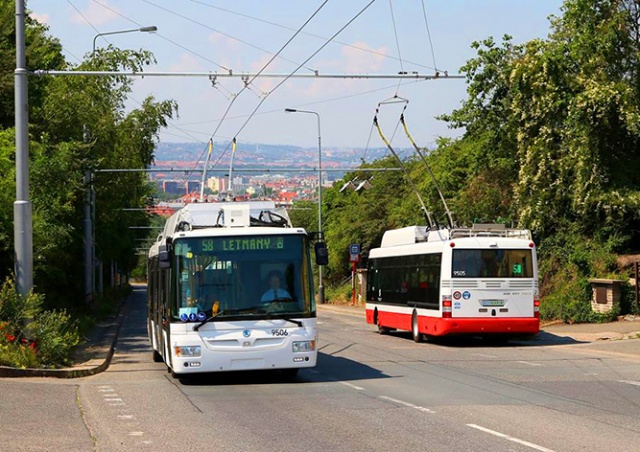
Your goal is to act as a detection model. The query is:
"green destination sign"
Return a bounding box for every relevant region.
[200,237,285,252]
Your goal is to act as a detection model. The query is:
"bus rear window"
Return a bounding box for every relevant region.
[452,249,533,278]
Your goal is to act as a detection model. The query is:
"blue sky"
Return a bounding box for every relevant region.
[28,0,564,150]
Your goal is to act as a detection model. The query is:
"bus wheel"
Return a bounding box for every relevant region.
[376,313,390,335]
[153,349,164,363]
[412,312,423,343]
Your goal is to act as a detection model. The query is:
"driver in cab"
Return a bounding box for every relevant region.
[261,271,291,310]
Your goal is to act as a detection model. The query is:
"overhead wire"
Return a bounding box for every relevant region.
[420,0,439,73]
[182,0,332,185]
[189,0,439,72]
[388,0,404,95]
[91,0,229,71]
[174,78,428,129]
[68,0,208,152]
[139,0,318,74]
[203,0,379,179]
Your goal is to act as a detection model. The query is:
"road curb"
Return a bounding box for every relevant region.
[0,304,126,379]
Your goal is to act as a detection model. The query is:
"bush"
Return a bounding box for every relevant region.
[538,232,631,323]
[324,281,355,305]
[30,310,79,367]
[0,278,79,368]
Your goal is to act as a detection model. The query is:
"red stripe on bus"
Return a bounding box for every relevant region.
[367,308,539,336]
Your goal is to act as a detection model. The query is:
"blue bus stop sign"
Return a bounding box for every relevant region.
[350,243,361,255]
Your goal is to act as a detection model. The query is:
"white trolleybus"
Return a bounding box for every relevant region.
[366,224,540,341]
[147,201,327,376]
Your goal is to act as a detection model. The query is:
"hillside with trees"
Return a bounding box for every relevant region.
[292,0,640,322]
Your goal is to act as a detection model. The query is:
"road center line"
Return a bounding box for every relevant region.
[517,361,543,366]
[467,424,555,452]
[473,353,497,359]
[378,395,435,413]
[618,380,640,386]
[340,381,364,390]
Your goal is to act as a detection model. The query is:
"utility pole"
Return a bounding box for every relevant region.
[14,0,32,298]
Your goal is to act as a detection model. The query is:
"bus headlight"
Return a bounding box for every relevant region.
[175,345,201,357]
[292,340,315,353]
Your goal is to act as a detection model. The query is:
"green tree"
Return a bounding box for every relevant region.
[31,46,177,307]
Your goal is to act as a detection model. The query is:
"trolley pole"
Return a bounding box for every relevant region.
[14,0,33,298]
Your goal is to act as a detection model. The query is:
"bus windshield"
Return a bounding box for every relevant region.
[452,248,534,278]
[172,235,314,320]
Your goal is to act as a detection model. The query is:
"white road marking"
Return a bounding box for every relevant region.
[517,361,543,367]
[128,432,144,436]
[467,424,555,452]
[340,381,364,390]
[618,380,640,387]
[378,395,436,413]
[104,398,123,402]
[117,415,134,420]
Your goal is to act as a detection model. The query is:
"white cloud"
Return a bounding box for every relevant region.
[70,1,120,26]
[30,13,50,25]
[170,53,206,72]
[341,41,388,73]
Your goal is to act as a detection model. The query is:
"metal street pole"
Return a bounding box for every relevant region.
[285,108,324,303]
[92,26,158,55]
[87,26,157,301]
[14,0,32,298]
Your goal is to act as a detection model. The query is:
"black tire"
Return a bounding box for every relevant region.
[152,349,164,363]
[412,312,423,343]
[377,319,391,335]
[376,311,391,334]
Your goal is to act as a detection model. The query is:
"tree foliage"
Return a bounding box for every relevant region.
[321,0,640,322]
[0,4,177,309]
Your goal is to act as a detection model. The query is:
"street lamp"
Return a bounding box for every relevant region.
[92,26,158,55]
[285,108,325,304]
[86,25,156,301]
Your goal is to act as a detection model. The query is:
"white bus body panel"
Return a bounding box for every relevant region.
[169,319,317,374]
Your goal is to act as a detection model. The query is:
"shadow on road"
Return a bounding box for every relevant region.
[176,351,390,386]
[377,330,586,348]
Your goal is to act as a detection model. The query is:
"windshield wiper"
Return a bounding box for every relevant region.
[262,312,303,327]
[193,310,224,332]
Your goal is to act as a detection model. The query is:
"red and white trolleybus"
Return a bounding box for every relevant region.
[365,224,540,341]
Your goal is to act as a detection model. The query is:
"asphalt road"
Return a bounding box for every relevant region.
[2,285,640,452]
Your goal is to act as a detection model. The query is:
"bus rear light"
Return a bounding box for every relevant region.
[442,296,453,318]
[533,299,540,318]
[449,242,456,248]
[529,242,535,248]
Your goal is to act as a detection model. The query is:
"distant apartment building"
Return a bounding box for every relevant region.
[207,176,228,193]
[162,180,181,195]
[161,180,201,195]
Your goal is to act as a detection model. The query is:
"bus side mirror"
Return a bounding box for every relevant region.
[158,245,170,269]
[314,242,328,266]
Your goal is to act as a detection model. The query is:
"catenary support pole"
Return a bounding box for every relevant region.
[14,0,33,298]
